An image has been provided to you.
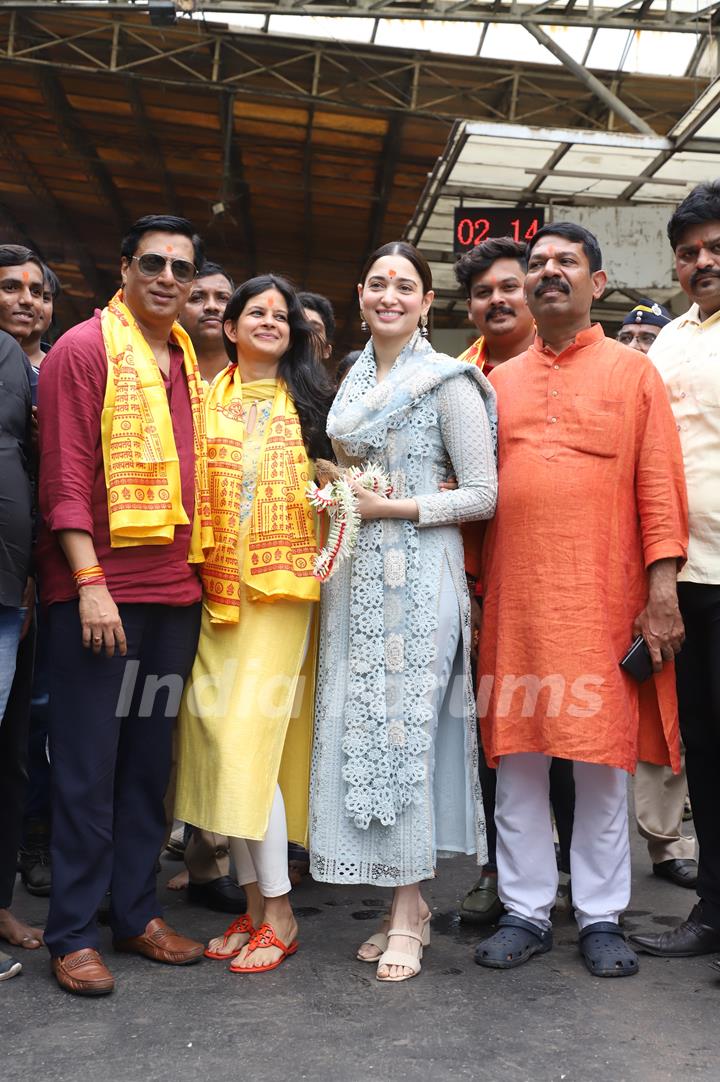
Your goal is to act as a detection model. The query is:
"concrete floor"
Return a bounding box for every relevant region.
[4,827,717,1082]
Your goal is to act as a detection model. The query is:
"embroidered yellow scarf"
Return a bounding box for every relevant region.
[100,291,213,562]
[202,366,319,622]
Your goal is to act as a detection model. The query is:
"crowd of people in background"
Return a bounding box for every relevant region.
[0,177,718,995]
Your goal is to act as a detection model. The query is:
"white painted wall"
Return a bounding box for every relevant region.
[550,204,674,291]
[431,327,478,357]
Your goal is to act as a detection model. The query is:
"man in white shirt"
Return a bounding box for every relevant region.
[631,182,720,963]
[617,301,698,893]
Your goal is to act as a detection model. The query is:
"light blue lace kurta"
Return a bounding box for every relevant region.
[310,334,498,886]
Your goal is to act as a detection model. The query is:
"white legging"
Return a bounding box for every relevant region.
[230,785,291,898]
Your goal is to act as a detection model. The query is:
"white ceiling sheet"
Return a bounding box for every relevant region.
[457,136,560,165]
[652,152,720,184]
[67,4,709,77]
[452,161,542,190]
[620,30,698,76]
[479,24,558,65]
[375,19,482,55]
[584,27,634,70]
[633,182,693,202]
[537,175,629,196]
[558,144,661,175]
[449,136,661,199]
[693,111,720,140]
[269,15,375,42]
[530,144,659,195]
[541,25,593,61]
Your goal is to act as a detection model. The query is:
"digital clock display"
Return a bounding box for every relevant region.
[453,207,545,253]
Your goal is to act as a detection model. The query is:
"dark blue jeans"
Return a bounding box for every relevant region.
[0,604,23,721]
[45,601,201,957]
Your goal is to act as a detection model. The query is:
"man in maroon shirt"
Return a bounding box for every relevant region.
[38,215,207,996]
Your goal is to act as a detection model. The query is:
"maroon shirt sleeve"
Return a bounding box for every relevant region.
[38,315,105,536]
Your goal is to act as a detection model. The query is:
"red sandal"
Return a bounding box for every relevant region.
[228,921,299,974]
[204,914,255,960]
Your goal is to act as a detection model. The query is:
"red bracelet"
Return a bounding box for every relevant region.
[73,564,103,582]
[76,574,107,589]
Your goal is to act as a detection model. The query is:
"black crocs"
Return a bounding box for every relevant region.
[474,914,553,970]
[579,922,639,978]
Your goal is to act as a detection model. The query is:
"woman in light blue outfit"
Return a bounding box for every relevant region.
[310,241,498,982]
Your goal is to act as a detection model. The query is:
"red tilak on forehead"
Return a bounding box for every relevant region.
[388,268,397,279]
[22,270,30,282]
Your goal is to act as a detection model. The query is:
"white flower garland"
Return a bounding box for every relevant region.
[307,461,393,581]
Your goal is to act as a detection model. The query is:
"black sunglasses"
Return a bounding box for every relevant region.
[131,253,197,284]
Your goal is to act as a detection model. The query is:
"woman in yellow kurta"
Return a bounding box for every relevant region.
[175,274,333,973]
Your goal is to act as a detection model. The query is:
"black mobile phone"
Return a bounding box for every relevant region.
[619,635,654,683]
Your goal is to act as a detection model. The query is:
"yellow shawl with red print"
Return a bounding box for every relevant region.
[458,334,488,371]
[100,291,213,562]
[202,366,319,623]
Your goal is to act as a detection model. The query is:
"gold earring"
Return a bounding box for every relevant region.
[360,311,368,332]
[419,311,429,337]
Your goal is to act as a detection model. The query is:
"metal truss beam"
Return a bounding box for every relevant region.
[1,1,718,35]
[524,22,656,135]
[0,9,692,130]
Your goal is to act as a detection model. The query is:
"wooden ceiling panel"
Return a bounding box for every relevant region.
[232,117,308,145]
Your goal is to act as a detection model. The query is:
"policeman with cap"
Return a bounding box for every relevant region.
[616,299,672,355]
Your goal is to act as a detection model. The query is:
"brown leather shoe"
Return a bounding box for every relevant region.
[114,917,204,965]
[51,948,114,996]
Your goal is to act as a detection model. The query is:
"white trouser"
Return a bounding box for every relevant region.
[495,752,631,931]
[230,785,291,898]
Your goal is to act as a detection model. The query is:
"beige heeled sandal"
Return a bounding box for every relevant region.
[356,928,390,962]
[357,912,431,963]
[376,927,424,983]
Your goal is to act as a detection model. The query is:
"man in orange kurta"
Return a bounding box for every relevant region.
[473,222,688,979]
[454,236,576,929]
